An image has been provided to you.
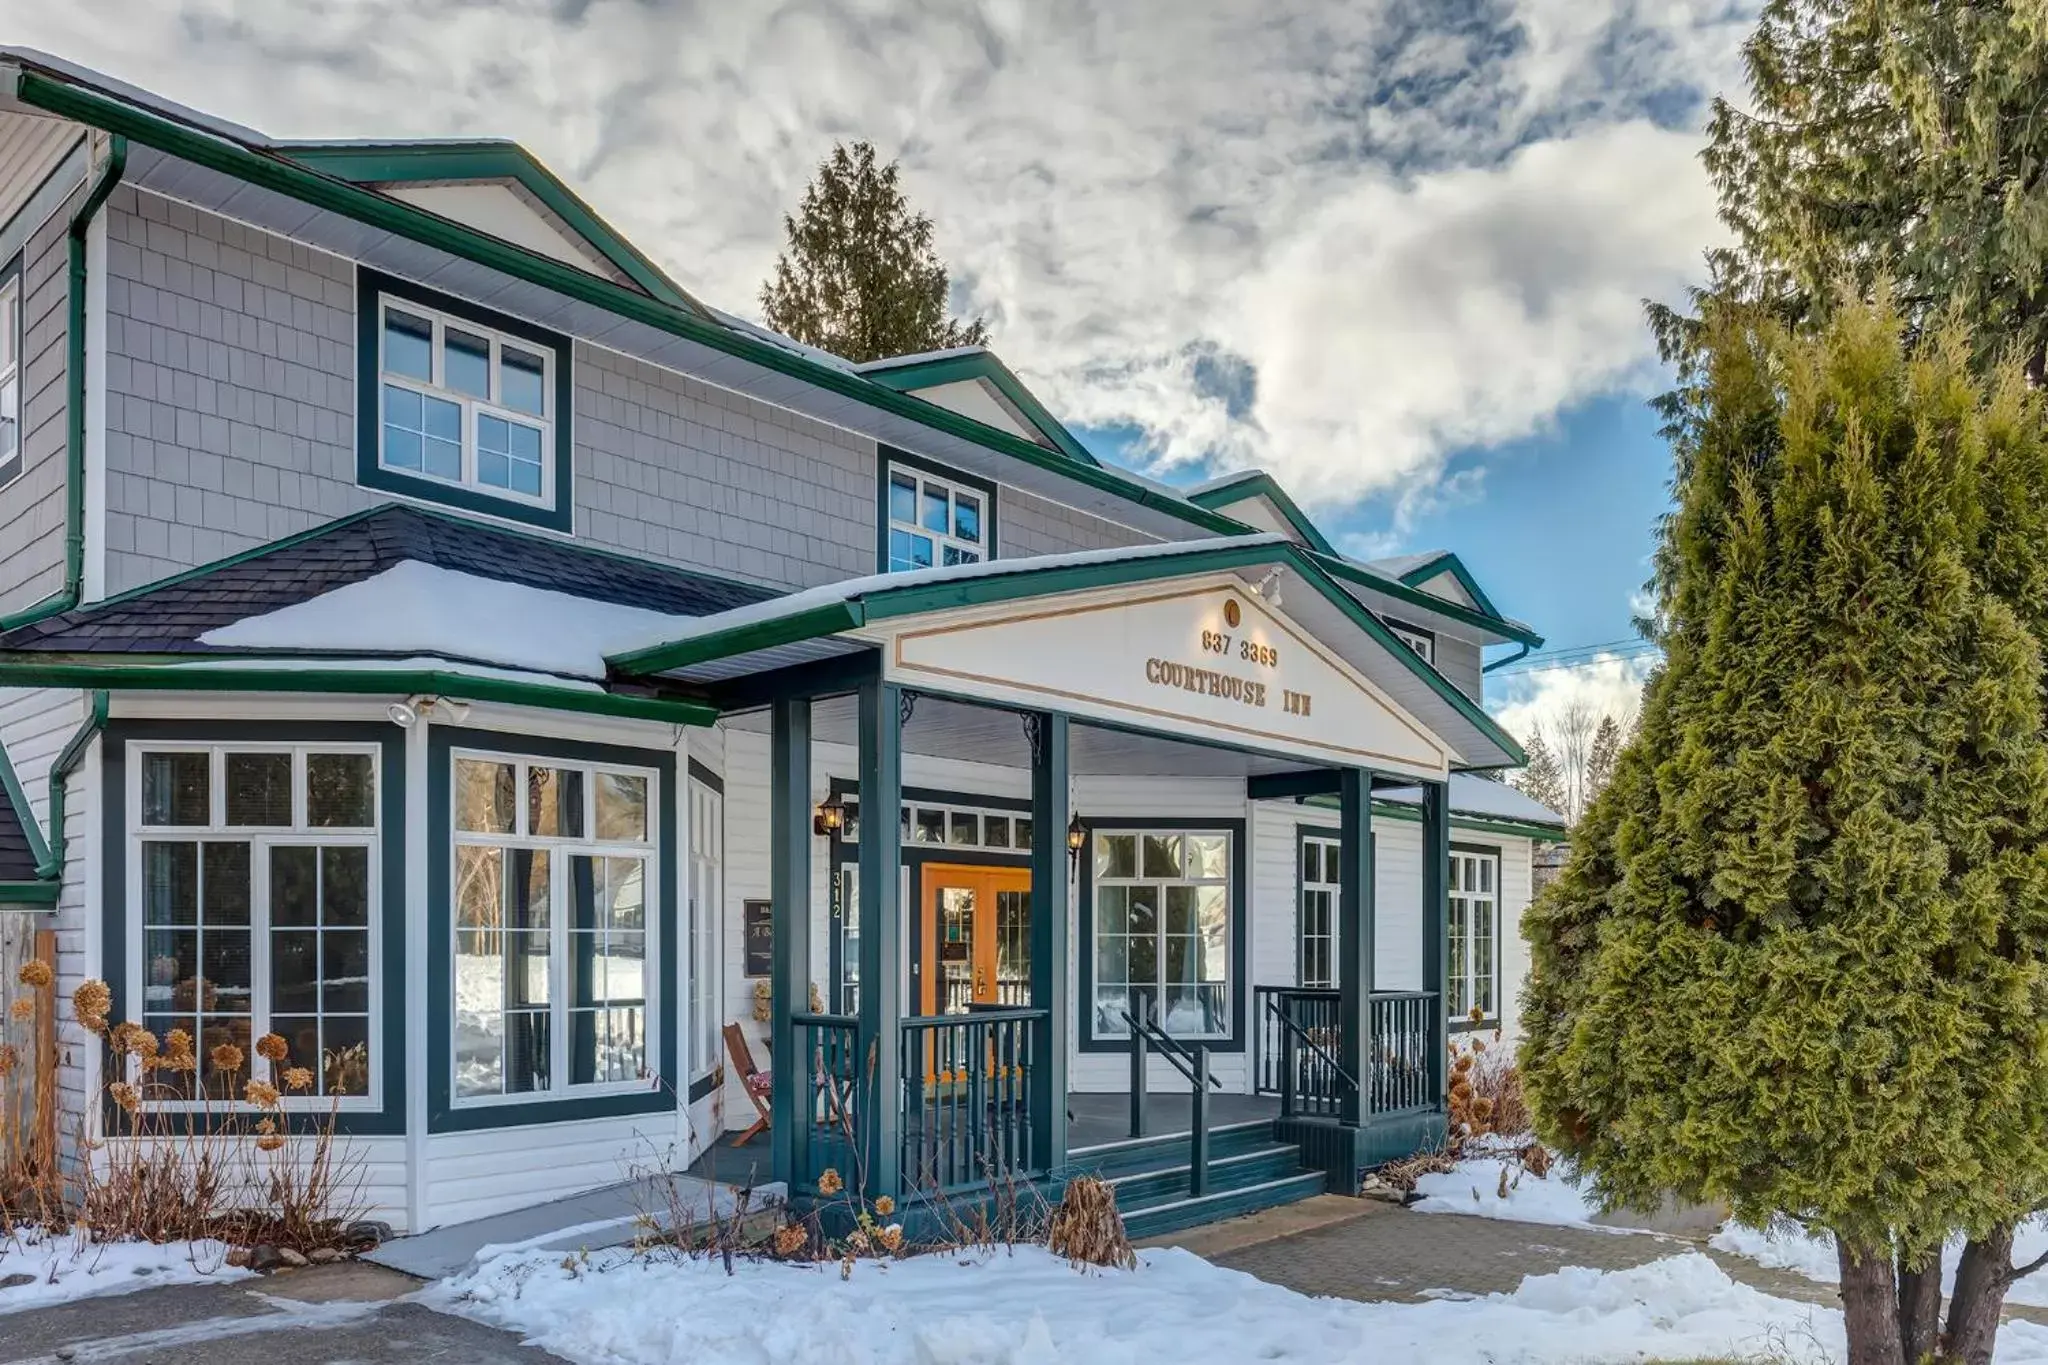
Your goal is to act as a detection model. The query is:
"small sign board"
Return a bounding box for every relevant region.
[743,898,774,978]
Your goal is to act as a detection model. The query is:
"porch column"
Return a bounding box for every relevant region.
[1337,768,1374,1125]
[855,677,904,1197]
[1027,711,1070,1173]
[768,698,812,1190]
[1421,778,1451,1110]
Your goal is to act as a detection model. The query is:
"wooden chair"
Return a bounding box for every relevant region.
[724,1023,772,1146]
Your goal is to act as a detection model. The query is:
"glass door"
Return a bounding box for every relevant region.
[918,864,1033,1016]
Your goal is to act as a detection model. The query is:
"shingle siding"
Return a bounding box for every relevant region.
[1003,484,1158,556]
[0,119,89,617]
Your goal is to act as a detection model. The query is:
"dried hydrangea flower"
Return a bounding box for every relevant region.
[816,1168,844,1197]
[255,1033,289,1064]
[244,1079,281,1108]
[210,1042,245,1074]
[109,1081,140,1114]
[872,1194,895,1217]
[282,1066,314,1092]
[8,998,34,1022]
[17,959,53,989]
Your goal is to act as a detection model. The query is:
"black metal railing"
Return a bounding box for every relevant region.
[1265,991,1355,1120]
[1254,985,1340,1096]
[1120,1007,1223,1196]
[1368,990,1436,1114]
[790,1012,862,1196]
[898,1007,1046,1194]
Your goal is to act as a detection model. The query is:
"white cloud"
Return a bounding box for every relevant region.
[9,0,1751,513]
[1489,651,1658,744]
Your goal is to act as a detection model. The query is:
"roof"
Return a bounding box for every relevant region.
[1380,774,1566,828]
[1184,470,1337,556]
[0,741,56,903]
[0,782,41,881]
[853,350,1101,466]
[1363,551,1445,579]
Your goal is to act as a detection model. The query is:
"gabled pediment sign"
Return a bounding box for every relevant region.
[866,577,1452,779]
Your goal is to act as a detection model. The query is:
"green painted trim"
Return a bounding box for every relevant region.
[0,880,59,907]
[1394,551,1503,622]
[0,134,126,634]
[1185,472,1337,556]
[0,657,717,727]
[280,141,706,316]
[877,447,1002,573]
[12,70,1252,545]
[1449,838,1504,1031]
[1075,816,1249,1055]
[1301,793,1565,843]
[42,689,108,879]
[606,601,865,676]
[99,720,409,1136]
[355,267,575,533]
[0,736,52,873]
[863,352,1100,466]
[425,726,679,1131]
[0,249,21,490]
[1310,551,1543,649]
[1482,641,1534,673]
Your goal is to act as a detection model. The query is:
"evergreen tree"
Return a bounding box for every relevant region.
[1519,297,2048,1365]
[1581,715,1623,811]
[760,141,990,363]
[1512,732,1570,819]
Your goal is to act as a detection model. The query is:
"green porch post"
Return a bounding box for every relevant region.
[856,678,904,1198]
[1421,779,1451,1109]
[768,698,812,1190]
[1027,711,1070,1174]
[1337,768,1374,1125]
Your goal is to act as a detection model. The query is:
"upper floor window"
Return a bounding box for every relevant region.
[0,261,20,488]
[356,269,573,533]
[884,459,993,571]
[1388,620,1434,665]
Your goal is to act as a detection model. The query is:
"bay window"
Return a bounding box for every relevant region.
[452,753,656,1102]
[1091,829,1231,1040]
[130,744,380,1105]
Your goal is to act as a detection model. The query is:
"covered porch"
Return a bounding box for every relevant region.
[609,535,1525,1211]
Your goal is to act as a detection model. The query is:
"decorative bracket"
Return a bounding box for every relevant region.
[898,689,918,729]
[1020,712,1043,765]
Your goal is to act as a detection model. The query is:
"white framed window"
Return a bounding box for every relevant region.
[1091,829,1231,1040]
[1298,834,1340,990]
[1388,621,1434,665]
[687,779,722,1083]
[885,462,989,571]
[127,743,381,1109]
[452,751,657,1105]
[1447,848,1499,1024]
[378,297,555,507]
[0,265,20,485]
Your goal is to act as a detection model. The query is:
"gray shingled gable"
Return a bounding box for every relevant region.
[0,782,40,882]
[0,504,782,655]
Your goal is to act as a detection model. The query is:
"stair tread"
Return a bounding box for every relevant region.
[1107,1146,1303,1184]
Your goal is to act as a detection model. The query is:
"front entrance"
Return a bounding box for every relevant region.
[919,863,1032,1016]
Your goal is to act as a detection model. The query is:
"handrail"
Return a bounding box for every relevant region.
[1119,1009,1224,1090]
[1118,1007,1215,1196]
[1263,996,1358,1091]
[788,1011,859,1028]
[901,1006,1047,1028]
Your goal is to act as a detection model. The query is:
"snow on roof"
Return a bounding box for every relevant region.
[165,653,608,693]
[1378,773,1565,826]
[198,562,699,681]
[853,346,993,373]
[618,533,1294,658]
[1363,551,1448,580]
[1184,468,1270,497]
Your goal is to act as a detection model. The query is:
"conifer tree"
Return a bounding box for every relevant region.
[1520,296,2048,1365]
[1512,732,1570,820]
[760,141,989,364]
[1581,716,1623,811]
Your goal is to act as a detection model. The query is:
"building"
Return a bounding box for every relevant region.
[0,51,1565,1241]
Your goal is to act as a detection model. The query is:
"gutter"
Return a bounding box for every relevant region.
[1483,642,1533,673]
[0,133,126,633]
[39,689,107,878]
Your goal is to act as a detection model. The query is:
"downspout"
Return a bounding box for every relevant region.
[0,135,126,633]
[37,689,108,879]
[1482,642,1532,673]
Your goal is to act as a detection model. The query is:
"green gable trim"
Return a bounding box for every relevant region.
[281,140,707,317]
[863,352,1100,467]
[0,737,52,873]
[1309,551,1544,649]
[354,266,576,533]
[1185,471,1337,557]
[0,880,59,908]
[1394,551,1504,622]
[13,70,1246,545]
[0,656,718,727]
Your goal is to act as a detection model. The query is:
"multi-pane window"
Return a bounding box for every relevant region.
[453,754,655,1102]
[131,745,379,1104]
[886,464,988,571]
[1298,835,1340,990]
[1092,830,1231,1039]
[378,298,554,505]
[1388,622,1434,665]
[840,800,1031,853]
[687,780,722,1084]
[1447,849,1499,1022]
[0,267,19,485]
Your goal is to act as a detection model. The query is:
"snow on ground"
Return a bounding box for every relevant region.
[0,1229,251,1315]
[425,1242,2048,1365]
[1408,1156,1620,1230]
[1711,1217,2048,1309]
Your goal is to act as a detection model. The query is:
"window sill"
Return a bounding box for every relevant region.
[1448,1017,1501,1034]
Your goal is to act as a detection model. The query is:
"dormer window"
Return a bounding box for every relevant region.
[356,270,572,532]
[1388,620,1435,665]
[882,456,996,572]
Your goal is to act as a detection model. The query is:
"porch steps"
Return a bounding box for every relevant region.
[1067,1119,1327,1239]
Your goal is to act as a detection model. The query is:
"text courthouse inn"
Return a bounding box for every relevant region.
[0,52,1564,1240]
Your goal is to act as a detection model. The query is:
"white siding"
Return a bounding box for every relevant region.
[419,1114,679,1229]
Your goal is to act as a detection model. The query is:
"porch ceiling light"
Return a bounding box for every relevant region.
[814,793,847,838]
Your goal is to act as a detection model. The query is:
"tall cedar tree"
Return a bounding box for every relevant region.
[1519,298,2048,1365]
[1514,732,1571,820]
[760,141,989,364]
[1581,715,1624,812]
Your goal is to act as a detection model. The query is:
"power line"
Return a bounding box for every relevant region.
[1488,638,1662,678]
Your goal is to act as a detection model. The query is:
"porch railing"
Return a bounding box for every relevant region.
[790,1012,863,1196]
[898,1007,1047,1195]
[1121,1007,1223,1196]
[1260,988,1442,1120]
